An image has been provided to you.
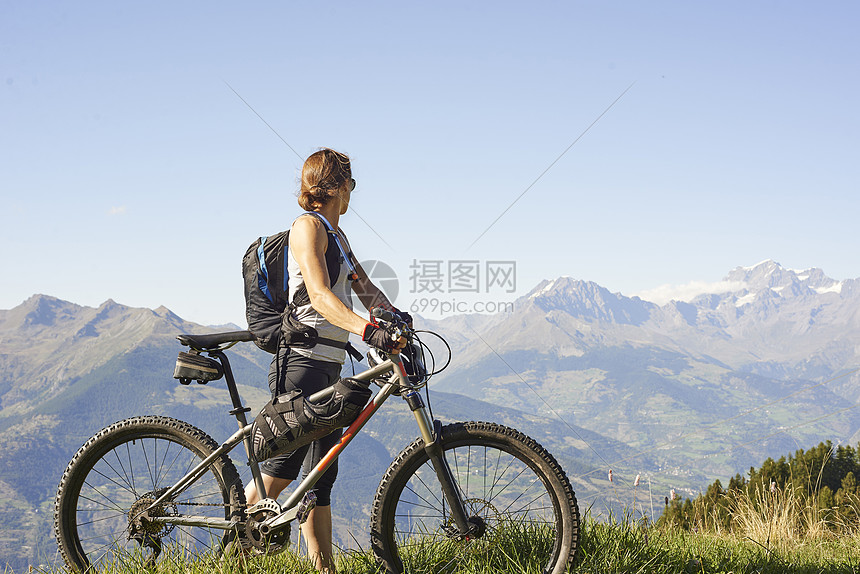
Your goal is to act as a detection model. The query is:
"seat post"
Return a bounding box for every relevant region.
[209,349,268,498]
[208,350,246,415]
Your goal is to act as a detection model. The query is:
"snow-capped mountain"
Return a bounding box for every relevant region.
[726,259,845,294]
[511,260,860,375]
[429,260,860,490]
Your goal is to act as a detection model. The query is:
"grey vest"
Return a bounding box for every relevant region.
[287,213,354,364]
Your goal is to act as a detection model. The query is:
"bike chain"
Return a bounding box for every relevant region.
[173,501,232,508]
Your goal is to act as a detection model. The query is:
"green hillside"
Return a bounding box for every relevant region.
[433,343,859,483]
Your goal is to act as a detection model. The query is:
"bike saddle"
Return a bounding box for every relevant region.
[177,331,254,350]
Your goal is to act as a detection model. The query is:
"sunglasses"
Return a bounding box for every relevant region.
[347,178,356,192]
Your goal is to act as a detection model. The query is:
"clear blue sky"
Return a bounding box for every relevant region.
[2,1,858,325]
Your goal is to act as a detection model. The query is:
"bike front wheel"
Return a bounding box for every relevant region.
[370,421,580,574]
[54,415,245,571]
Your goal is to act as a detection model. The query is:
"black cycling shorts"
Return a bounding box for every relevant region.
[259,350,342,506]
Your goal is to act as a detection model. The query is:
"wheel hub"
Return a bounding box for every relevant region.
[466,515,486,539]
[442,498,496,540]
[128,488,177,539]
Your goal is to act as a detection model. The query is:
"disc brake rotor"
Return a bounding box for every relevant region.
[442,498,496,539]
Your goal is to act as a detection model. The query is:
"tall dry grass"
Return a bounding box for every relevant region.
[724,483,860,549]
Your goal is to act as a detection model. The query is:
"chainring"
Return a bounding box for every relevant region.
[244,499,290,554]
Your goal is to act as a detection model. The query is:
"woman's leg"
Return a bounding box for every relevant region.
[297,429,340,571]
[248,351,327,506]
[245,474,293,505]
[302,505,336,573]
[259,351,342,572]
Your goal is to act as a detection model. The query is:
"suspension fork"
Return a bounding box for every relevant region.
[405,392,474,537]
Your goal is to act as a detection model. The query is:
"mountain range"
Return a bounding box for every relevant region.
[1,259,858,570]
[0,293,623,570]
[424,260,860,486]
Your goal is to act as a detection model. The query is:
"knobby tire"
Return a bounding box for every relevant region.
[54,415,245,571]
[370,421,580,574]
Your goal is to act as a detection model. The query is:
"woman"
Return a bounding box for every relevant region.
[244,148,406,573]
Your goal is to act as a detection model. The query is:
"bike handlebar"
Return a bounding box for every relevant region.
[370,307,397,323]
[370,307,413,347]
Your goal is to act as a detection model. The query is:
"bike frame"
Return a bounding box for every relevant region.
[145,346,473,538]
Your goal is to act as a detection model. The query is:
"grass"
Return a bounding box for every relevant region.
[19,486,860,574]
[25,516,860,574]
[577,518,860,574]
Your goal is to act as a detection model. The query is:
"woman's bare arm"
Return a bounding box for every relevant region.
[290,215,367,336]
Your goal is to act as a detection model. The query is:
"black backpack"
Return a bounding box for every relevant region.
[242,212,359,357]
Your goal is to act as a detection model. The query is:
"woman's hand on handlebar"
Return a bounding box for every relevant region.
[363,307,411,354]
[362,321,408,354]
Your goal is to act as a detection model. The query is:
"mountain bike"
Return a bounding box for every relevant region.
[54,311,580,573]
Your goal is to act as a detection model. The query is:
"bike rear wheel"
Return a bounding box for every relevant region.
[370,421,579,574]
[54,416,245,571]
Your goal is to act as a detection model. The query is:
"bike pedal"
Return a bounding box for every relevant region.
[296,491,317,524]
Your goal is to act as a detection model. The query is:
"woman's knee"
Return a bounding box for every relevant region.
[246,475,293,505]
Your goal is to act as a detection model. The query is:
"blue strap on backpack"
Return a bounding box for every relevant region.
[242,212,361,360]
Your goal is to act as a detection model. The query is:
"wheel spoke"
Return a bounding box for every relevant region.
[486,451,519,501]
[482,446,487,500]
[159,441,189,487]
[393,498,439,512]
[100,454,137,496]
[154,437,159,487]
[78,484,129,514]
[488,446,503,502]
[177,525,219,550]
[465,444,471,497]
[140,438,157,491]
[76,512,132,527]
[496,474,543,515]
[57,418,241,571]
[488,462,530,504]
[501,485,553,518]
[375,423,578,574]
[124,440,137,494]
[408,466,446,510]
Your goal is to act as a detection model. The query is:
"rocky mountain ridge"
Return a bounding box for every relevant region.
[425,260,860,488]
[0,295,266,417]
[506,260,860,375]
